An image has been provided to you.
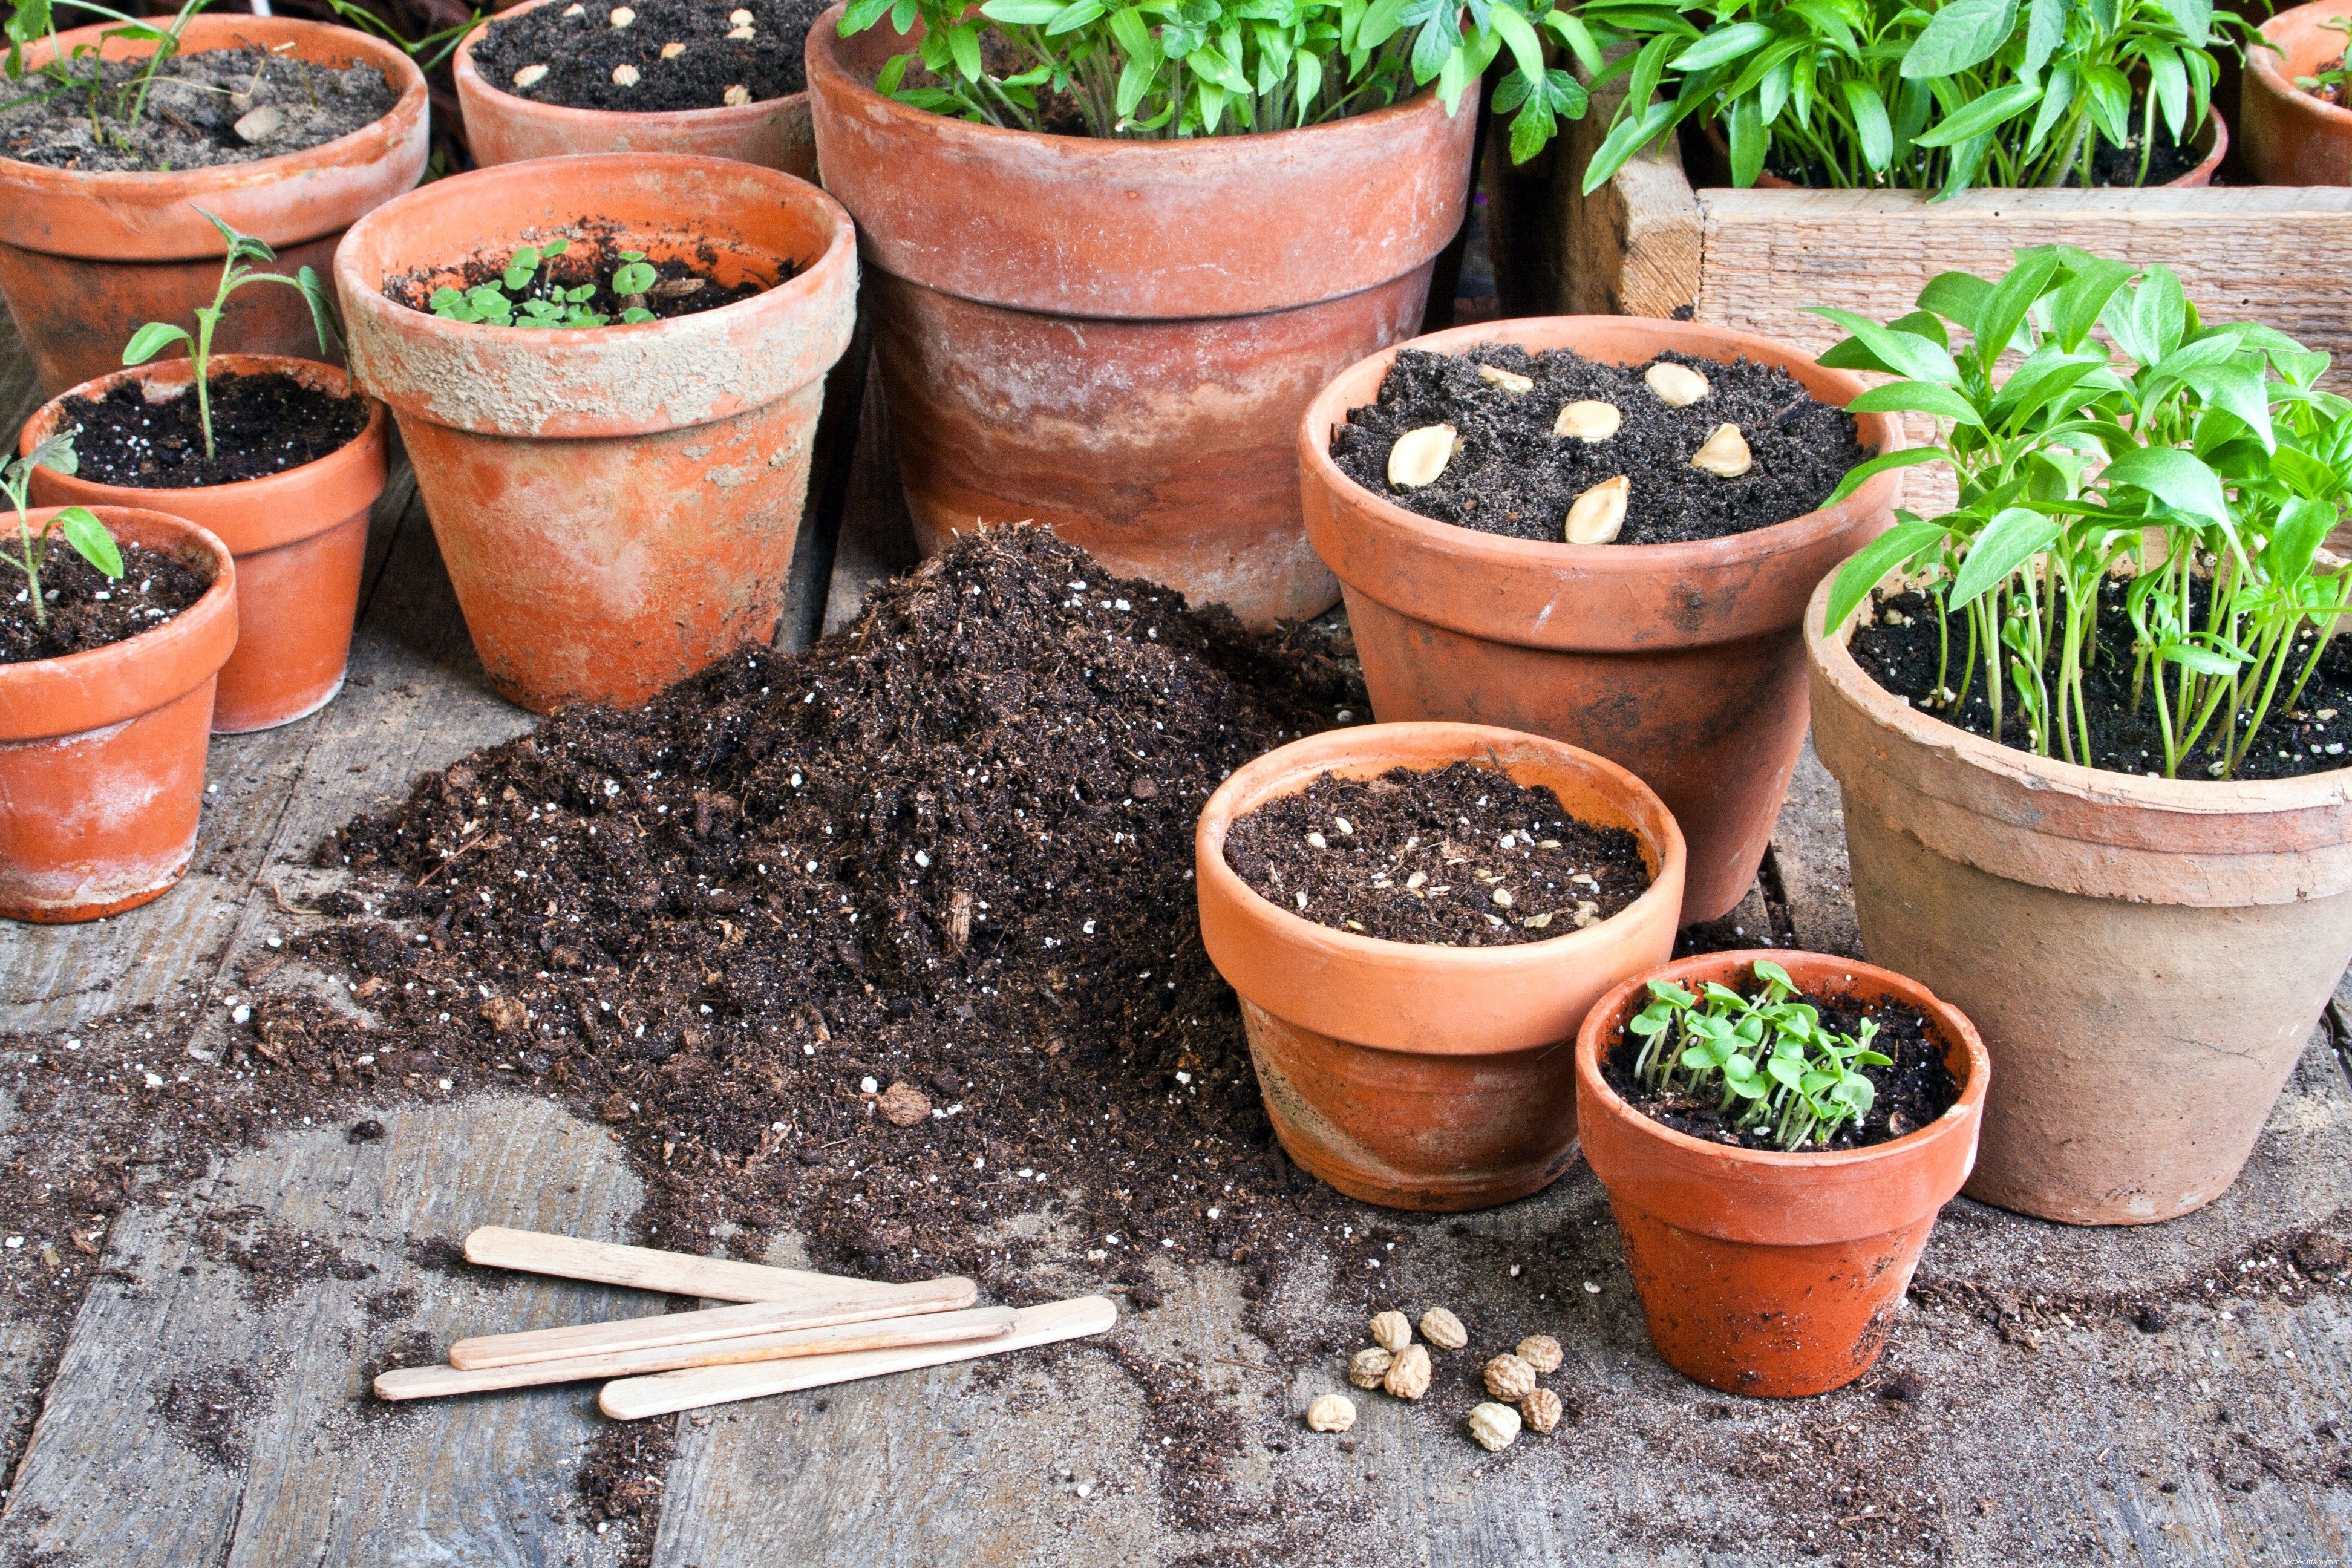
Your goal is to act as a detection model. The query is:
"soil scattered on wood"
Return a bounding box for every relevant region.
[0,540,211,663]
[0,47,397,172]
[59,372,370,490]
[1221,763,1650,946]
[1330,345,1868,546]
[474,0,824,112]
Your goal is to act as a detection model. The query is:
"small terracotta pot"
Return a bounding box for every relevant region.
[1576,949,1987,1396]
[335,152,857,713]
[1702,108,2226,188]
[806,7,1475,628]
[2244,5,2352,184]
[0,16,429,397]
[1298,316,1904,927]
[0,508,237,923]
[21,357,387,733]
[1805,573,2352,1224]
[1195,722,1687,1210]
[456,0,818,178]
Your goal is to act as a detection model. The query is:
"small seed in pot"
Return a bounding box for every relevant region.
[1517,1334,1564,1373]
[512,63,550,88]
[728,23,756,38]
[1405,870,1427,890]
[1691,423,1753,478]
[561,2,584,12]
[612,63,641,84]
[609,5,635,24]
[1565,475,1630,545]
[659,40,685,57]
[1491,887,1513,907]
[1306,1393,1356,1433]
[1383,1343,1432,1400]
[1521,1387,1564,1434]
[1369,1310,1413,1352]
[1483,1353,1537,1401]
[1420,1307,1468,1350]
[1645,361,1710,406]
[1333,815,1354,835]
[1478,364,1535,394]
[1553,399,1622,442]
[1348,1347,1393,1389]
[730,6,755,19]
[1387,425,1459,489]
[724,83,753,105]
[1305,831,1328,851]
[1467,1402,1523,1451]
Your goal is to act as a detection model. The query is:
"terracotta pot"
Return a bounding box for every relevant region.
[0,508,236,923]
[21,356,387,733]
[1298,316,1905,927]
[0,16,429,397]
[1195,721,1687,1210]
[335,152,857,713]
[455,0,818,179]
[1805,572,2352,1224]
[1703,107,2227,188]
[1576,949,1987,1396]
[2244,5,2352,184]
[805,7,1475,628]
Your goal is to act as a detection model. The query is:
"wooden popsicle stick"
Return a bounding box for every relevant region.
[376,1307,1019,1401]
[598,1295,1118,1422]
[461,1226,926,1304]
[449,1275,978,1369]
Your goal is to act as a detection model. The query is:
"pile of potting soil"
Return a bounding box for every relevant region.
[0,544,212,663]
[0,48,397,172]
[61,373,371,489]
[473,0,825,113]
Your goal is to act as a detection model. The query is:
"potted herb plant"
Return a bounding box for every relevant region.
[1294,316,1907,926]
[1805,245,2352,1224]
[0,4,430,395]
[1195,720,1687,1210]
[20,215,387,733]
[2243,4,2352,184]
[0,434,237,922]
[1575,950,1988,1396]
[333,151,855,713]
[806,0,1601,627]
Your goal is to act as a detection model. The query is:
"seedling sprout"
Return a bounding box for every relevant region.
[428,240,661,328]
[2,431,122,630]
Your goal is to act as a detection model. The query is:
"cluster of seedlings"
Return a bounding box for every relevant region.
[428,238,664,328]
[1304,1307,1568,1452]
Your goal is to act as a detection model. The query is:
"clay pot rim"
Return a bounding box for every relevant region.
[1195,719,1690,972]
[2249,6,2352,129]
[1700,105,2229,189]
[454,0,805,129]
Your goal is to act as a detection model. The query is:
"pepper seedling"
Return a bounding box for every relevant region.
[2,431,122,630]
[429,239,660,329]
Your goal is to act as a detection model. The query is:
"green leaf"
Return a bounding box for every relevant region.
[1668,21,1771,73]
[1806,307,1964,385]
[1916,270,1995,336]
[979,0,1063,22]
[2269,495,2338,584]
[120,321,191,365]
[1900,0,2019,80]
[1970,247,2066,371]
[1823,515,1950,635]
[1489,4,1546,89]
[1841,79,1892,170]
[947,21,983,81]
[2160,639,2241,677]
[1910,80,2040,148]
[1727,91,1763,186]
[56,506,122,580]
[2102,445,2229,524]
[2022,0,2064,77]
[1950,506,2060,607]
[22,430,76,480]
[612,261,658,296]
[1822,446,1947,510]
[1848,379,1986,427]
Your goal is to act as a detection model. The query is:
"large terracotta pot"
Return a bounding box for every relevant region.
[456,0,818,178]
[335,152,857,713]
[805,7,1476,628]
[1195,721,1687,1210]
[22,356,387,733]
[1298,316,1906,927]
[0,508,236,923]
[2244,4,2352,185]
[1705,106,2227,188]
[0,16,429,397]
[1805,573,2352,1224]
[1576,949,1987,1397]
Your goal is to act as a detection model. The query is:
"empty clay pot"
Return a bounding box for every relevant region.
[0,16,428,397]
[1298,316,1905,927]
[1806,572,2352,1224]
[335,152,857,713]
[22,356,387,733]
[1576,949,1987,1397]
[805,6,1475,628]
[1195,721,1687,1210]
[2244,5,2352,185]
[0,508,236,923]
[456,0,818,178]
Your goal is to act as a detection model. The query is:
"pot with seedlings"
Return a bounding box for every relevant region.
[0,433,237,921]
[1807,245,2352,1224]
[0,3,428,395]
[1576,952,1987,1396]
[1196,720,1687,1210]
[20,214,386,733]
[1296,318,1906,927]
[2243,4,2352,183]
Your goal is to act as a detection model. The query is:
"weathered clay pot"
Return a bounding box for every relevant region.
[0,16,429,397]
[1576,949,1987,1396]
[806,7,1476,627]
[456,0,818,178]
[1299,316,1904,927]
[1806,573,2352,1223]
[335,152,857,713]
[0,508,236,923]
[1705,107,2227,188]
[2244,5,2352,185]
[22,356,387,733]
[1196,721,1687,1210]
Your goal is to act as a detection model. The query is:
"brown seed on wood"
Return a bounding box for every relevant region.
[1306,1393,1356,1432]
[1419,1307,1467,1349]
[1347,1347,1393,1388]
[1368,1310,1412,1352]
[1516,1334,1564,1373]
[1483,1353,1536,1400]
[876,1080,932,1126]
[1520,1386,1564,1434]
[1383,1342,1431,1400]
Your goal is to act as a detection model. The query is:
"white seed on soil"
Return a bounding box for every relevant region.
[1521,912,1553,929]
[1491,887,1513,907]
[609,5,635,24]
[1564,475,1630,545]
[612,63,641,84]
[1478,364,1535,394]
[562,2,584,13]
[727,23,756,38]
[1691,423,1753,478]
[1294,890,1308,910]
[724,83,753,105]
[1405,871,1427,890]
[660,40,686,57]
[1645,361,1711,406]
[1573,900,1600,927]
[730,6,755,19]
[1387,424,1460,489]
[1305,831,1328,850]
[1553,399,1622,442]
[1333,816,1354,835]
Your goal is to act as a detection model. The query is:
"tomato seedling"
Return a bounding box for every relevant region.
[2,431,122,630]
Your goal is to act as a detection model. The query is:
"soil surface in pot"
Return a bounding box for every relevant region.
[473,0,825,112]
[58,373,370,490]
[2306,55,2350,107]
[1220,762,1650,946]
[0,47,397,173]
[0,541,210,663]
[1331,346,1868,547]
[388,240,776,324]
[1852,585,2352,782]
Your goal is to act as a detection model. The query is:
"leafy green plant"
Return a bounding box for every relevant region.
[2293,15,2352,102]
[3,0,214,145]
[1626,958,1892,1151]
[121,209,342,463]
[1578,0,2253,199]
[319,0,483,74]
[2,431,122,630]
[427,240,661,329]
[838,0,1603,163]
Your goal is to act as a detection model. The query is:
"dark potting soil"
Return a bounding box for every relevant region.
[387,238,774,323]
[1220,763,1650,947]
[1748,96,2209,188]
[58,372,370,490]
[0,541,211,664]
[1329,345,1869,547]
[1604,975,1959,1153]
[472,0,825,112]
[0,47,397,173]
[1850,585,2352,782]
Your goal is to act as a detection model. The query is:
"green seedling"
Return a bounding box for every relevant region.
[120,209,341,463]
[2,430,122,630]
[428,239,659,328]
[2296,17,2352,100]
[4,0,212,145]
[324,0,485,74]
